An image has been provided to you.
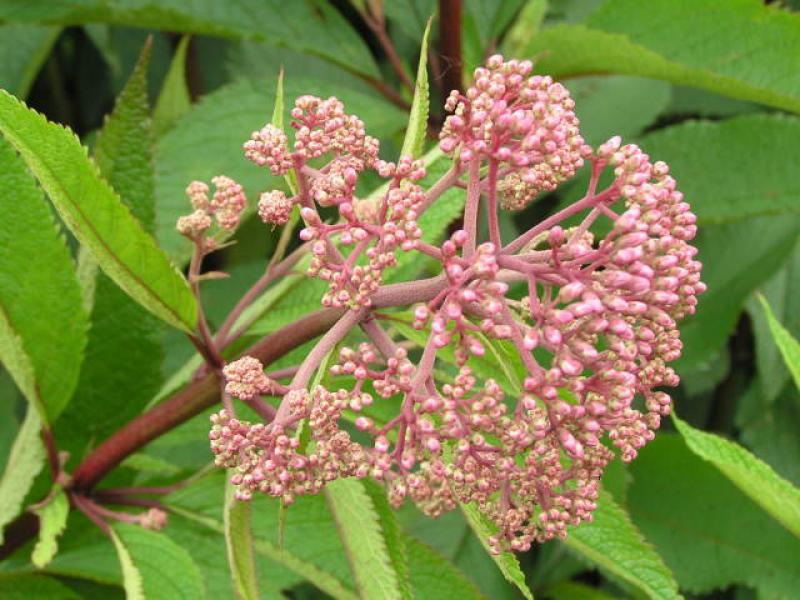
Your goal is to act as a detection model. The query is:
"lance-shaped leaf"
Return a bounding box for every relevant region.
[0,90,197,332]
[0,24,60,98]
[0,408,45,544]
[525,0,800,114]
[460,502,534,600]
[673,414,800,538]
[400,17,431,160]
[565,489,680,599]
[0,137,87,422]
[153,35,192,138]
[31,486,69,568]
[110,522,205,600]
[55,39,164,461]
[224,478,259,600]
[758,294,800,392]
[325,478,406,599]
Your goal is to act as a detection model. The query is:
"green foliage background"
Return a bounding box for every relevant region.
[0,1,799,598]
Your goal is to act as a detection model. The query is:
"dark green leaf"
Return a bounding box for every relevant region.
[526,0,800,113]
[0,25,60,98]
[628,434,800,596]
[0,573,81,600]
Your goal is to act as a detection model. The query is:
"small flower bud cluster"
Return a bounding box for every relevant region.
[244,124,293,175]
[440,55,591,210]
[209,54,705,554]
[138,508,168,531]
[258,190,292,226]
[176,176,247,240]
[222,356,277,401]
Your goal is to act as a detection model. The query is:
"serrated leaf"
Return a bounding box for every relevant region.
[224,477,259,600]
[0,24,60,98]
[628,434,800,596]
[759,295,800,393]
[325,478,405,600]
[31,487,69,568]
[673,414,800,539]
[400,17,431,159]
[525,0,800,113]
[0,573,81,599]
[362,480,414,599]
[564,490,680,600]
[0,408,45,545]
[460,502,534,600]
[0,89,197,332]
[0,137,87,422]
[0,0,378,79]
[56,39,164,461]
[168,471,482,599]
[111,522,205,600]
[153,34,191,138]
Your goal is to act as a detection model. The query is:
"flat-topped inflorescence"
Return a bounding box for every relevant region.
[208,55,705,553]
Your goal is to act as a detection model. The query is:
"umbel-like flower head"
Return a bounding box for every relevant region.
[209,55,704,554]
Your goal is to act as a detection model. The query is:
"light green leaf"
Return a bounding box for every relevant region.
[759,294,800,392]
[0,137,87,422]
[504,0,547,56]
[111,522,205,600]
[0,408,45,544]
[0,90,197,332]
[673,414,800,539]
[0,0,378,79]
[153,35,191,138]
[325,478,406,600]
[56,39,164,458]
[400,17,431,160]
[0,573,81,600]
[224,478,259,600]
[526,0,800,113]
[0,25,60,98]
[565,490,680,599]
[362,480,414,599]
[460,502,534,600]
[628,434,800,596]
[31,487,69,568]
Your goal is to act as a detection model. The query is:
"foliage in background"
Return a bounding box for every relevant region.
[0,1,798,599]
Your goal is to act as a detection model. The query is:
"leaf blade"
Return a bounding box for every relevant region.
[0,90,197,332]
[758,294,800,392]
[31,487,70,568]
[224,477,260,600]
[400,17,431,160]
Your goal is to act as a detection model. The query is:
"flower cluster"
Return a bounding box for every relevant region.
[210,55,704,553]
[176,176,247,240]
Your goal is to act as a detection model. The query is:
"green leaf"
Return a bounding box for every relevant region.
[153,35,191,138]
[673,414,800,539]
[111,522,205,600]
[564,490,680,599]
[628,434,800,596]
[759,295,800,393]
[325,478,407,600]
[541,581,618,600]
[565,76,671,148]
[460,502,534,600]
[640,115,800,225]
[0,25,60,98]
[400,17,431,160]
[0,0,378,78]
[0,90,197,332]
[0,137,87,422]
[155,76,406,260]
[503,0,547,56]
[224,478,259,600]
[0,573,81,600]
[168,471,482,599]
[31,486,70,568]
[525,0,800,113]
[56,39,164,460]
[677,214,799,369]
[362,480,414,599]
[0,408,45,544]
